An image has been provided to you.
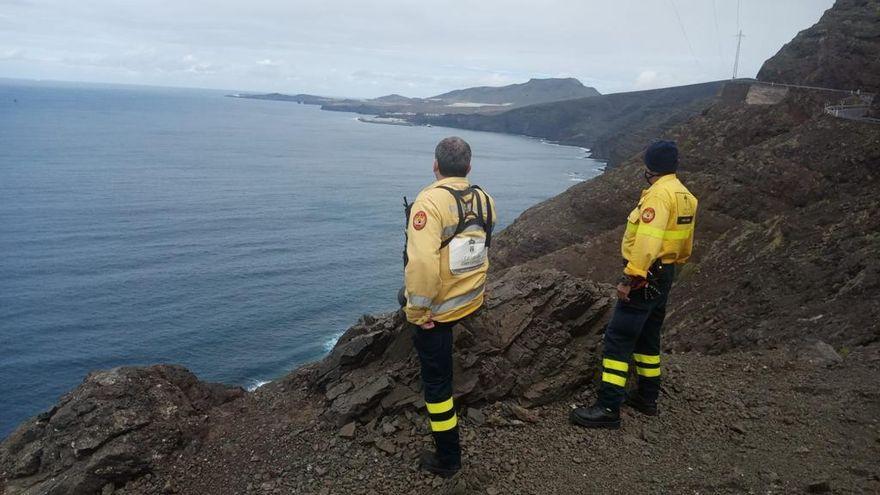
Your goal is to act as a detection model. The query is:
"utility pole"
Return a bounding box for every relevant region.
[732,30,745,80]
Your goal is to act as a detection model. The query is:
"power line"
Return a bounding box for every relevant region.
[668,0,704,72]
[736,0,742,34]
[732,30,745,79]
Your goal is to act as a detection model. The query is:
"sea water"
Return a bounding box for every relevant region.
[0,79,604,437]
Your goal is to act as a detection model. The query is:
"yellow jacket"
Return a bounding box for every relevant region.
[405,177,496,325]
[622,174,698,278]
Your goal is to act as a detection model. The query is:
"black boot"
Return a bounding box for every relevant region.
[419,450,461,478]
[624,392,658,416]
[569,404,621,429]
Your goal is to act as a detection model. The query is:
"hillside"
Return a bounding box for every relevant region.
[432,77,600,106]
[757,0,880,92]
[3,1,880,494]
[413,81,725,166]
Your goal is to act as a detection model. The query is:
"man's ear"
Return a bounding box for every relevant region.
[433,160,440,173]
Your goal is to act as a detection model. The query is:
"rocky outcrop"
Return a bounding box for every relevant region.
[0,366,243,495]
[308,266,613,426]
[757,0,880,93]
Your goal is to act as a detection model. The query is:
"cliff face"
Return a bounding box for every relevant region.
[757,0,880,92]
[414,81,726,166]
[491,82,880,353]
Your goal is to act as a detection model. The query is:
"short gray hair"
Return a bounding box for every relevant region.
[434,136,471,177]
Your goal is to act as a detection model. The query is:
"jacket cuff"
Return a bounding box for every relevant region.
[623,264,648,279]
[405,307,432,325]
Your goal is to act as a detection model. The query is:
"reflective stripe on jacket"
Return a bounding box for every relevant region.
[405,177,496,325]
[621,174,698,278]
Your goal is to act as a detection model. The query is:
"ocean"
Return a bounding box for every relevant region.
[0,79,604,438]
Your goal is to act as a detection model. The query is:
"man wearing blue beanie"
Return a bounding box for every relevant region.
[571,140,699,428]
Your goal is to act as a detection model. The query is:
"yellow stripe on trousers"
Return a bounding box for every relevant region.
[426,397,454,414]
[602,372,627,387]
[602,358,629,372]
[430,414,458,432]
[637,367,661,377]
[633,353,661,364]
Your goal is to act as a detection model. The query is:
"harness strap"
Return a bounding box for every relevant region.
[436,185,492,249]
[472,185,493,248]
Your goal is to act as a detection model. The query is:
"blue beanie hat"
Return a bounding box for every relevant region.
[644,140,679,174]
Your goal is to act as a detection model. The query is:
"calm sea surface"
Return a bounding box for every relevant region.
[0,79,603,437]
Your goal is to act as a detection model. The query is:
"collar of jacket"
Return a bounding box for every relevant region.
[641,173,677,197]
[429,176,471,190]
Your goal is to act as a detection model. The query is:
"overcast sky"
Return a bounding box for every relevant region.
[1,0,834,97]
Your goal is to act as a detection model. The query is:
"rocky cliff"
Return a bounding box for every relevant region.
[413,81,726,167]
[757,0,880,92]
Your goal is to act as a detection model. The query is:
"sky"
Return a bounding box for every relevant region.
[0,0,835,97]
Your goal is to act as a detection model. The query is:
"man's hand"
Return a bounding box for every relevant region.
[616,275,647,302]
[420,320,436,330]
[616,283,632,302]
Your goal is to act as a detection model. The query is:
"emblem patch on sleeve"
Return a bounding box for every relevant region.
[641,207,656,223]
[412,211,428,230]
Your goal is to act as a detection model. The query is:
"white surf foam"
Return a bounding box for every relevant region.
[323,331,346,353]
[246,380,270,392]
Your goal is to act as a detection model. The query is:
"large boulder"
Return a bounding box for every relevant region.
[309,266,614,426]
[0,365,244,495]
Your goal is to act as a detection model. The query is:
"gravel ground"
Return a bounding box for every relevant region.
[116,343,880,495]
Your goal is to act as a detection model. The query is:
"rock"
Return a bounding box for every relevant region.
[0,365,243,495]
[375,438,397,455]
[641,424,658,444]
[449,477,468,495]
[381,422,397,435]
[797,341,843,367]
[466,407,486,426]
[730,423,747,435]
[506,404,539,423]
[807,480,831,493]
[326,375,394,425]
[325,381,353,401]
[339,422,357,439]
[311,267,613,426]
[102,482,116,495]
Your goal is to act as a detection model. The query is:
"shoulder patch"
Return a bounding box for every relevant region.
[412,211,428,230]
[641,207,656,223]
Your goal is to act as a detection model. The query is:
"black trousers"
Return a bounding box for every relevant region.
[411,320,460,466]
[598,263,675,411]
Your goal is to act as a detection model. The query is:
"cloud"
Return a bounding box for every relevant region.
[0,0,836,95]
[0,47,24,60]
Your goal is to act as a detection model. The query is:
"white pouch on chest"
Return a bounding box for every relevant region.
[448,236,487,275]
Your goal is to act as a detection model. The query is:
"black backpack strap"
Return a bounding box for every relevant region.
[402,195,412,267]
[437,186,466,249]
[436,185,494,249]
[472,185,494,248]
